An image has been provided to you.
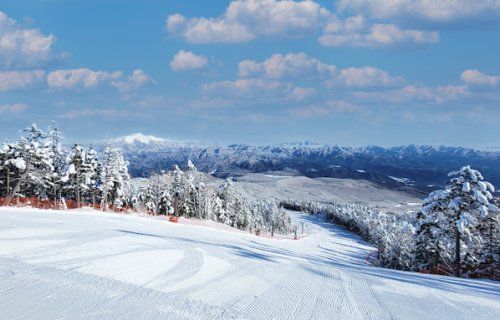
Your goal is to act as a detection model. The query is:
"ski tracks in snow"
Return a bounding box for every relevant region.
[0,208,499,320]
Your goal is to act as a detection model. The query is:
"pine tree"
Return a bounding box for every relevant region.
[46,122,66,204]
[3,125,53,204]
[84,145,101,207]
[417,166,498,277]
[64,144,87,208]
[446,166,497,276]
[100,145,130,211]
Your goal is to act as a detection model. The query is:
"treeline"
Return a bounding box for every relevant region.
[282,166,499,279]
[0,123,291,235]
[0,123,129,210]
[132,162,291,235]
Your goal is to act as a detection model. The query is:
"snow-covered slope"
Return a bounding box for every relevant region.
[228,173,423,213]
[1,208,498,319]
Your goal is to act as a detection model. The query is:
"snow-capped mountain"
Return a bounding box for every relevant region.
[118,133,167,145]
[99,134,500,191]
[108,133,202,152]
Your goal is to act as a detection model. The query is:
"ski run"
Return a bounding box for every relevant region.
[1,207,498,320]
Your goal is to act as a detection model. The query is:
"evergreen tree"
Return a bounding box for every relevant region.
[84,145,101,206]
[100,145,130,210]
[417,166,498,277]
[63,144,88,208]
[46,122,66,203]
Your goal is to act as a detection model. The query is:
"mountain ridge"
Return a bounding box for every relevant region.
[96,134,500,192]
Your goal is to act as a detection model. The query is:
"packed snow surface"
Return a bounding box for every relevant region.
[0,208,499,320]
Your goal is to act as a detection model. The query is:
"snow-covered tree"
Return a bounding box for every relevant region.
[217,178,235,225]
[100,145,130,210]
[1,125,53,204]
[84,145,101,206]
[417,166,498,276]
[445,166,497,276]
[46,122,66,203]
[137,173,173,215]
[63,144,87,207]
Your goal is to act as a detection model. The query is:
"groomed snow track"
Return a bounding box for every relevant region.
[0,208,498,320]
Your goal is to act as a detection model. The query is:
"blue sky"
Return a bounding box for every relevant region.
[0,0,499,148]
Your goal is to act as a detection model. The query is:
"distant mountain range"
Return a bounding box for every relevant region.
[100,133,500,192]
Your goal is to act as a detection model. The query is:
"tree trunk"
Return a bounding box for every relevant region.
[6,167,10,198]
[92,191,96,208]
[5,172,26,206]
[174,193,179,217]
[76,167,81,208]
[455,211,461,277]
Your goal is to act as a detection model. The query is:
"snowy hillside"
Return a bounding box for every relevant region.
[227,172,423,214]
[1,207,498,320]
[100,134,500,190]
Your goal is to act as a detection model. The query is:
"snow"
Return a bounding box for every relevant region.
[0,207,499,320]
[122,133,166,144]
[389,176,414,184]
[6,158,26,171]
[231,173,422,214]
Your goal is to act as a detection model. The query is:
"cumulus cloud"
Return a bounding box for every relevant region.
[47,68,122,90]
[59,108,133,120]
[461,69,500,87]
[330,66,403,87]
[0,11,57,67]
[337,0,500,24]
[166,0,330,44]
[319,16,439,48]
[239,52,402,88]
[238,52,336,79]
[166,1,440,48]
[203,78,314,102]
[170,50,208,71]
[112,69,155,92]
[46,68,154,92]
[0,70,45,91]
[0,102,28,114]
[289,100,358,118]
[290,87,316,101]
[354,84,468,104]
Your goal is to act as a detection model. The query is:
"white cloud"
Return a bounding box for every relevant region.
[166,0,330,44]
[170,50,208,71]
[289,100,358,117]
[166,2,441,48]
[290,87,316,101]
[337,0,500,24]
[203,78,314,102]
[0,11,56,67]
[0,102,28,114]
[239,52,402,88]
[112,69,155,92]
[461,69,500,87]
[331,66,403,87]
[167,15,254,44]
[47,68,122,90]
[59,108,132,119]
[204,78,284,96]
[136,95,167,108]
[238,52,336,79]
[0,70,45,91]
[320,20,439,48]
[0,11,15,28]
[354,84,468,104]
